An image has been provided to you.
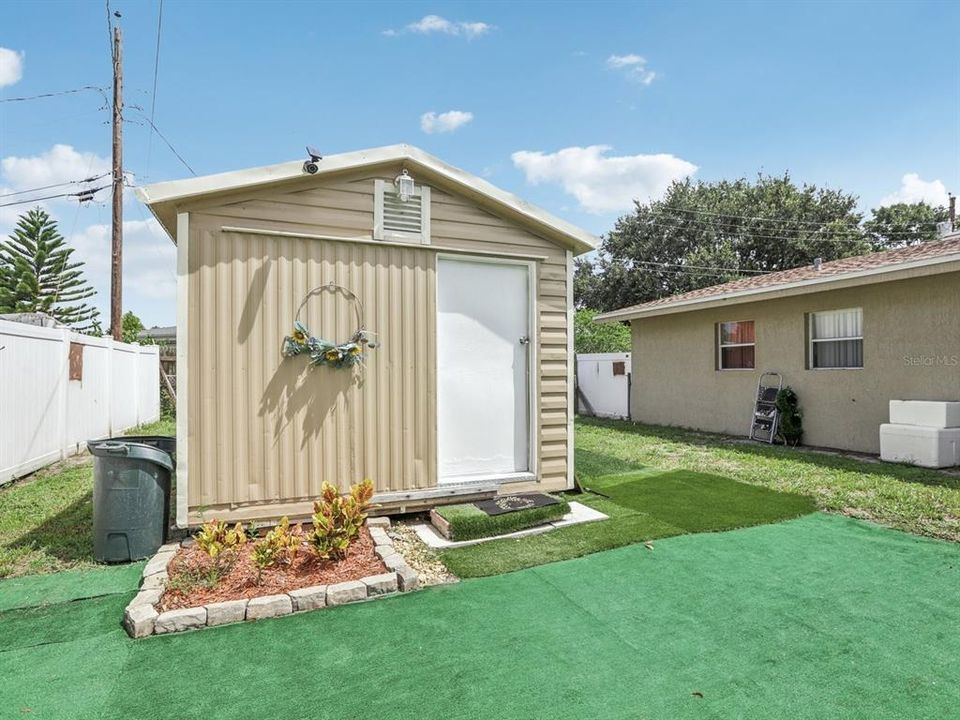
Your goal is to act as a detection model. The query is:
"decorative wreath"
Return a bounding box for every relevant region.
[281,282,377,369]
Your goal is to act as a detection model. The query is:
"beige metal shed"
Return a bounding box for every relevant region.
[137,145,596,527]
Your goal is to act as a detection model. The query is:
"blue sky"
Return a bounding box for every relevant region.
[1,0,957,327]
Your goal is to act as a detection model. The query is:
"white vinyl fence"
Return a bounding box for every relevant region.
[0,319,161,485]
[576,352,631,419]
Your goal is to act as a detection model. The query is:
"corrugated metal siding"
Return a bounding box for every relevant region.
[184,165,568,521]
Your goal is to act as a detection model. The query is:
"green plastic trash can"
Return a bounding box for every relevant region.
[89,437,175,563]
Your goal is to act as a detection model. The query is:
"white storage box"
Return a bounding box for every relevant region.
[889,400,960,428]
[880,424,960,468]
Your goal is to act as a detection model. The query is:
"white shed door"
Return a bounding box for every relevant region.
[437,257,531,482]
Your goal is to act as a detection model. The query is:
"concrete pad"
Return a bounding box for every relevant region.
[550,501,610,528]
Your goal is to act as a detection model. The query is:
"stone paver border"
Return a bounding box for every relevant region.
[123,519,419,638]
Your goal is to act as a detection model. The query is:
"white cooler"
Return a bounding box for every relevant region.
[880,423,960,468]
[889,400,960,429]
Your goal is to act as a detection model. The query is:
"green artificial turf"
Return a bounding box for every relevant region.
[441,469,815,578]
[0,561,144,612]
[1,513,958,719]
[0,417,174,578]
[434,497,570,541]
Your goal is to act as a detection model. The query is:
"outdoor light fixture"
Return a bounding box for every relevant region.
[395,169,415,202]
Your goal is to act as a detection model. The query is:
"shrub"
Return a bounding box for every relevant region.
[776,387,803,447]
[194,520,248,559]
[166,562,226,595]
[252,541,278,585]
[263,517,302,562]
[309,480,375,560]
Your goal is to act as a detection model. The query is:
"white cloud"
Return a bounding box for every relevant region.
[2,144,111,197]
[384,15,493,38]
[606,53,656,85]
[1,144,176,326]
[511,145,697,214]
[420,110,474,134]
[0,47,24,88]
[880,173,949,207]
[68,217,176,308]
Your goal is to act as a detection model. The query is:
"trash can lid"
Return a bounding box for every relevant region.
[87,439,174,472]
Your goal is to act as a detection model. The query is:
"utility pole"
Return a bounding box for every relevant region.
[110,24,123,340]
[950,193,956,233]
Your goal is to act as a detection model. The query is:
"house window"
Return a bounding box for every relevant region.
[717,320,755,370]
[374,178,431,244]
[809,308,863,369]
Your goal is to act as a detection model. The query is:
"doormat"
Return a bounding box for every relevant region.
[474,493,561,516]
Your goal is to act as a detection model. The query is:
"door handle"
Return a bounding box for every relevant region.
[519,336,530,345]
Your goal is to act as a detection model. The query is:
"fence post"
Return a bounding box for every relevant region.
[133,343,141,428]
[57,328,71,460]
[105,335,114,436]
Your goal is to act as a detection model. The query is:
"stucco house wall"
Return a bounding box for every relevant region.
[630,271,960,453]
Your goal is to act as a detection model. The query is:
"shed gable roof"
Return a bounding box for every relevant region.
[597,235,960,321]
[135,144,598,254]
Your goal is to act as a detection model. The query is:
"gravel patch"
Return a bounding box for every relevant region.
[390,523,458,586]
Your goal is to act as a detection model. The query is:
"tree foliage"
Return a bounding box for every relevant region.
[863,202,948,248]
[575,174,945,312]
[0,208,100,332]
[121,311,145,343]
[574,309,630,354]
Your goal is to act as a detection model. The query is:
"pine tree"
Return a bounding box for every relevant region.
[0,208,100,332]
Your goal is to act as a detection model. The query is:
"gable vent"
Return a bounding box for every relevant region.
[374,179,431,244]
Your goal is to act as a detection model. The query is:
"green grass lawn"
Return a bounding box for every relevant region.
[576,417,960,540]
[0,417,174,578]
[2,513,958,719]
[441,417,959,578]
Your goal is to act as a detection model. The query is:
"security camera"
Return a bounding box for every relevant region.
[303,145,322,174]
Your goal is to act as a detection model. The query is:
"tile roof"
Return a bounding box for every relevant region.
[601,235,960,319]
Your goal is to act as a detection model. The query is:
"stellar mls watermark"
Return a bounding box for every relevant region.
[903,353,959,367]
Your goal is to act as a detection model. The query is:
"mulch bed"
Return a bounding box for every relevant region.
[159,527,386,611]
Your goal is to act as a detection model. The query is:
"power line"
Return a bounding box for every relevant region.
[0,86,108,104]
[642,210,937,238]
[130,110,196,176]
[651,204,943,229]
[625,215,930,243]
[632,266,751,279]
[0,186,110,209]
[144,0,164,179]
[631,259,769,275]
[0,173,111,199]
